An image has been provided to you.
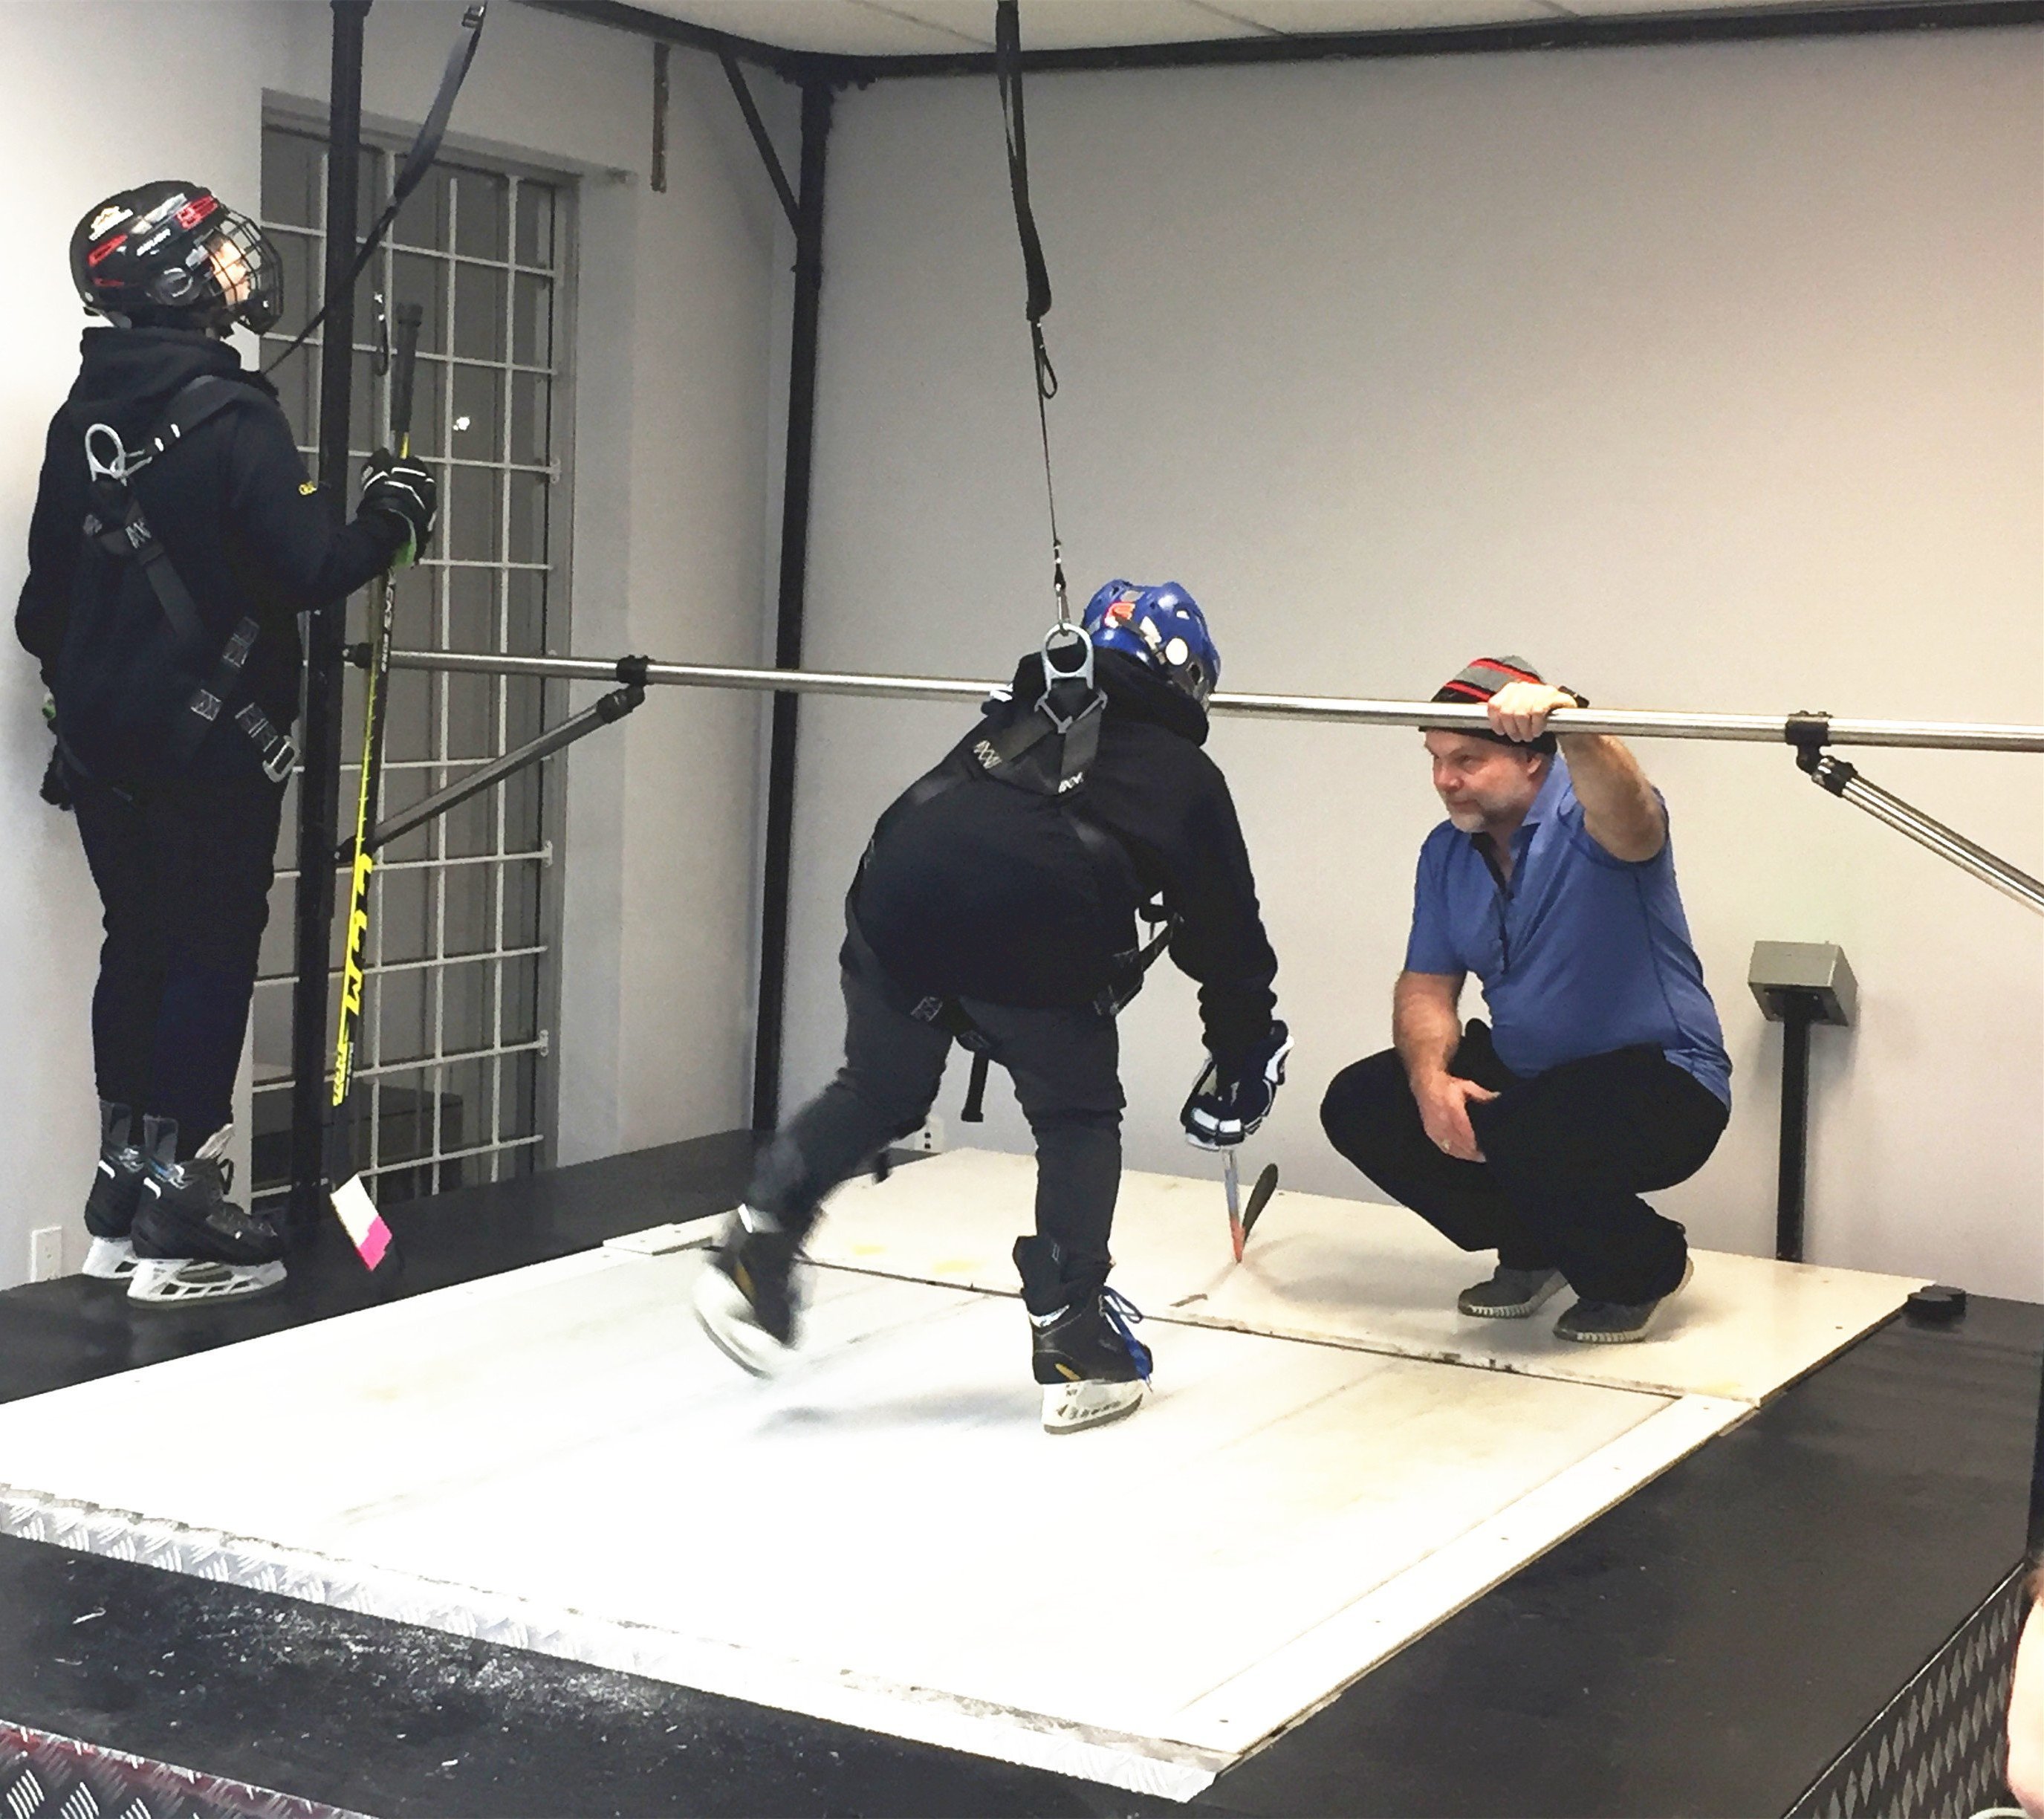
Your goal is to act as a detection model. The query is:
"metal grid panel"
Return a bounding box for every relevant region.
[250,124,572,1205]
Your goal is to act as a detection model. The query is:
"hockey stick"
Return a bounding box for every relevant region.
[328,299,424,1269]
[1241,1163,1279,1243]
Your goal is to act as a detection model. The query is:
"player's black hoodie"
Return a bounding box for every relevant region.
[16,327,402,782]
[853,646,1279,1066]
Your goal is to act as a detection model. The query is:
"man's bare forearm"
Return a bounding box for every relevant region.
[1555,731,1665,860]
[1394,970,1464,1087]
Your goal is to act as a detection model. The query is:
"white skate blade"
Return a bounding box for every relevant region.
[1042,1377,1146,1435]
[126,1257,286,1309]
[692,1265,794,1378]
[82,1237,137,1281]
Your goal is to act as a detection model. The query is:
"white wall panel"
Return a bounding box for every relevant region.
[0,0,788,1281]
[788,31,2044,1296]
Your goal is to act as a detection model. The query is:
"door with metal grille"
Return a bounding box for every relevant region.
[250,123,572,1205]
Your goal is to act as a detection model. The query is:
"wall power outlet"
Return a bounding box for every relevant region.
[906,1117,945,1155]
[28,1226,62,1283]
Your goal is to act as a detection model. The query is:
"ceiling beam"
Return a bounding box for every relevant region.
[845,0,2044,77]
[524,0,2044,87]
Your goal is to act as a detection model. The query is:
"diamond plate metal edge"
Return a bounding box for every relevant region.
[0,1482,1222,1803]
[1786,1563,2028,1819]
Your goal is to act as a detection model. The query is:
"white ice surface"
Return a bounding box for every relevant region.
[815,1150,1925,1404]
[0,1154,1914,1796]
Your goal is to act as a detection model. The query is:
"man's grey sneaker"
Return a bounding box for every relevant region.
[1457,1265,1565,1319]
[693,1204,804,1376]
[1554,1257,1694,1345]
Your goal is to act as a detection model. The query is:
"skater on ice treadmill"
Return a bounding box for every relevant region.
[695,580,1289,1432]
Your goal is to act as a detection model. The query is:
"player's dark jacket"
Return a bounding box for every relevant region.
[853,646,1279,1066]
[16,327,402,783]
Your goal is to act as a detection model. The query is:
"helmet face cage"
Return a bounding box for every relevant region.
[203,208,284,336]
[71,184,282,335]
[1082,580,1221,707]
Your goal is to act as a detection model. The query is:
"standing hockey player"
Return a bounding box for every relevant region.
[695,581,1290,1432]
[17,181,437,1306]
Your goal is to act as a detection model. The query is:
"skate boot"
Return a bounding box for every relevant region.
[81,1101,146,1280]
[1015,1236,1152,1433]
[129,1118,287,1309]
[692,1204,805,1376]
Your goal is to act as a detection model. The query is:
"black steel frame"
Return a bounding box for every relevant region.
[293,0,2044,1187]
[290,0,371,1233]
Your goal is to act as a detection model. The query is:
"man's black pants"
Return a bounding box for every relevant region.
[748,925,1123,1314]
[1319,1021,1727,1304]
[71,769,283,1154]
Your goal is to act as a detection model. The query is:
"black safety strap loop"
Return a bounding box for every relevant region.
[996,0,1068,625]
[961,1051,992,1124]
[265,4,488,376]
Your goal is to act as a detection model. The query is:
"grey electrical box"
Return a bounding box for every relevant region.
[1748,941,1857,1027]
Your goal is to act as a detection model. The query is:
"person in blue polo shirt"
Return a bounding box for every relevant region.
[1320,655,1730,1343]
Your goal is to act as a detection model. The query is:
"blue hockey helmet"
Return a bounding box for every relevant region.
[1081,580,1220,707]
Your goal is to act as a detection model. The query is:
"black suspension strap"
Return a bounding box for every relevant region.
[265,3,488,376]
[995,0,1068,627]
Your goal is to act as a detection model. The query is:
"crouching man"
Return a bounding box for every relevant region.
[1320,657,1730,1343]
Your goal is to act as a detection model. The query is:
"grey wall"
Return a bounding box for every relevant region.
[0,0,790,1283]
[785,30,2044,1297]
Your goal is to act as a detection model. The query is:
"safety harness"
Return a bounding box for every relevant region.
[860,625,1178,1123]
[78,375,296,781]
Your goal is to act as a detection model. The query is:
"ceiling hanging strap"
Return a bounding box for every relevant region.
[995,0,1068,626]
[265,3,490,374]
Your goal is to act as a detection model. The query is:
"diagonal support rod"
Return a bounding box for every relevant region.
[721,52,799,231]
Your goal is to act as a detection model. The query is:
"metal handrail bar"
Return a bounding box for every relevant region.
[377,649,2044,755]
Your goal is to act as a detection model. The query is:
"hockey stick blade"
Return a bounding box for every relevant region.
[331,1173,394,1271]
[1241,1164,1280,1242]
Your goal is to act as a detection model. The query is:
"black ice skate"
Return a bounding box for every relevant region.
[81,1100,146,1281]
[129,1118,287,1309]
[1031,1288,1153,1434]
[692,1205,804,1376]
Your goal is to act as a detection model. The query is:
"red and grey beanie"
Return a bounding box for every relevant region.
[1431,655,1557,752]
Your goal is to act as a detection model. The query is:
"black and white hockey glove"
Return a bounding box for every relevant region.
[359,452,439,568]
[1181,1019,1291,1150]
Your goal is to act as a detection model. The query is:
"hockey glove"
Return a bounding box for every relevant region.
[359,453,438,568]
[1181,1019,1291,1150]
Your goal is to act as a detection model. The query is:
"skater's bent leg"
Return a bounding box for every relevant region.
[973,1000,1123,1312]
[144,776,283,1150]
[1320,1041,1551,1268]
[747,938,951,1239]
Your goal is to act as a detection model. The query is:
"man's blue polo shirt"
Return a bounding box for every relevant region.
[1404,756,1731,1105]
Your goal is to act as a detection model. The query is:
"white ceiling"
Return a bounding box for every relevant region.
[635,0,1808,58]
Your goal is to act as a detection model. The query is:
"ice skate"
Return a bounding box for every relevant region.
[128,1119,287,1309]
[1032,1288,1152,1434]
[693,1204,804,1376]
[80,1100,146,1281]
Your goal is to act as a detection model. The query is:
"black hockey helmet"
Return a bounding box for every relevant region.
[70,181,282,335]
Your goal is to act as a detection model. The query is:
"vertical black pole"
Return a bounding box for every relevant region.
[289,0,370,1231]
[750,79,834,1132]
[1776,996,1815,1263]
[2029,1343,2044,1554]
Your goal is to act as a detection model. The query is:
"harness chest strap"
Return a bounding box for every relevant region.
[79,377,296,780]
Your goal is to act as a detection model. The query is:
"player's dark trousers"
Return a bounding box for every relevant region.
[748,927,1125,1310]
[71,770,284,1152]
[1320,1021,1727,1304]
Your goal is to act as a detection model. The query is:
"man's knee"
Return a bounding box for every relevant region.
[1321,1049,1409,1163]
